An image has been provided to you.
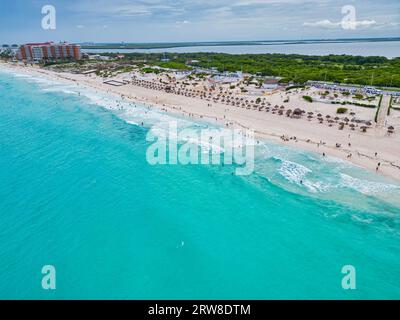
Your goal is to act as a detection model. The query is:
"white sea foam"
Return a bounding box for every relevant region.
[21,75,59,86]
[351,214,374,224]
[278,160,311,183]
[340,173,399,194]
[41,87,79,95]
[5,69,400,199]
[13,74,31,78]
[275,158,334,193]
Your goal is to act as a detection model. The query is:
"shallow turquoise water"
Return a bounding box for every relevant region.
[0,69,399,299]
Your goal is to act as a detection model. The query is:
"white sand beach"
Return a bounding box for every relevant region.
[2,61,400,181]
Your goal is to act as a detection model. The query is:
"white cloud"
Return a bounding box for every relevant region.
[303,19,377,29]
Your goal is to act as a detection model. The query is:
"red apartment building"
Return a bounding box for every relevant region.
[16,42,82,62]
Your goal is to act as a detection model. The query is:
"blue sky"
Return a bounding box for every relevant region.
[0,0,399,43]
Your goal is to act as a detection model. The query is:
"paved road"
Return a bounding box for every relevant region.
[377,95,391,127]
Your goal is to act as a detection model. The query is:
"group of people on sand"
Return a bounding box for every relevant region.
[129,77,384,138]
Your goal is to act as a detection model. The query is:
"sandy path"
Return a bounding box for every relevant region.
[377,95,392,127]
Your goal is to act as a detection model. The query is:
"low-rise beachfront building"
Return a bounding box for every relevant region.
[262,78,281,90]
[16,42,82,63]
[88,54,111,61]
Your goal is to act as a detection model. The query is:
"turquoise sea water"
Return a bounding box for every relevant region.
[0,69,399,299]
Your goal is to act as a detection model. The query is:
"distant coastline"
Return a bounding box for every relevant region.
[81,37,400,50]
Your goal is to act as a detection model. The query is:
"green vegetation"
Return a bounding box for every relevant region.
[353,93,364,100]
[0,49,13,59]
[336,107,348,114]
[141,67,161,74]
[303,95,313,103]
[152,61,191,70]
[285,85,305,91]
[47,51,400,89]
[102,52,400,88]
[332,101,376,108]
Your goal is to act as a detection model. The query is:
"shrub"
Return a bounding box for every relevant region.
[285,85,305,91]
[353,93,364,100]
[302,95,313,103]
[337,107,348,114]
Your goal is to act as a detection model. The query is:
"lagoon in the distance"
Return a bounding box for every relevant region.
[83,40,400,58]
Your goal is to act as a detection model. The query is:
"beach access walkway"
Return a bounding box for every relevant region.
[376,95,392,127]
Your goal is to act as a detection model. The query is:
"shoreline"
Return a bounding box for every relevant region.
[1,61,400,182]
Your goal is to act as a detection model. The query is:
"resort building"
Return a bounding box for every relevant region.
[262,78,281,90]
[16,42,82,62]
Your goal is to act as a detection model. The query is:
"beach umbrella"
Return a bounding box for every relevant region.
[293,108,302,116]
